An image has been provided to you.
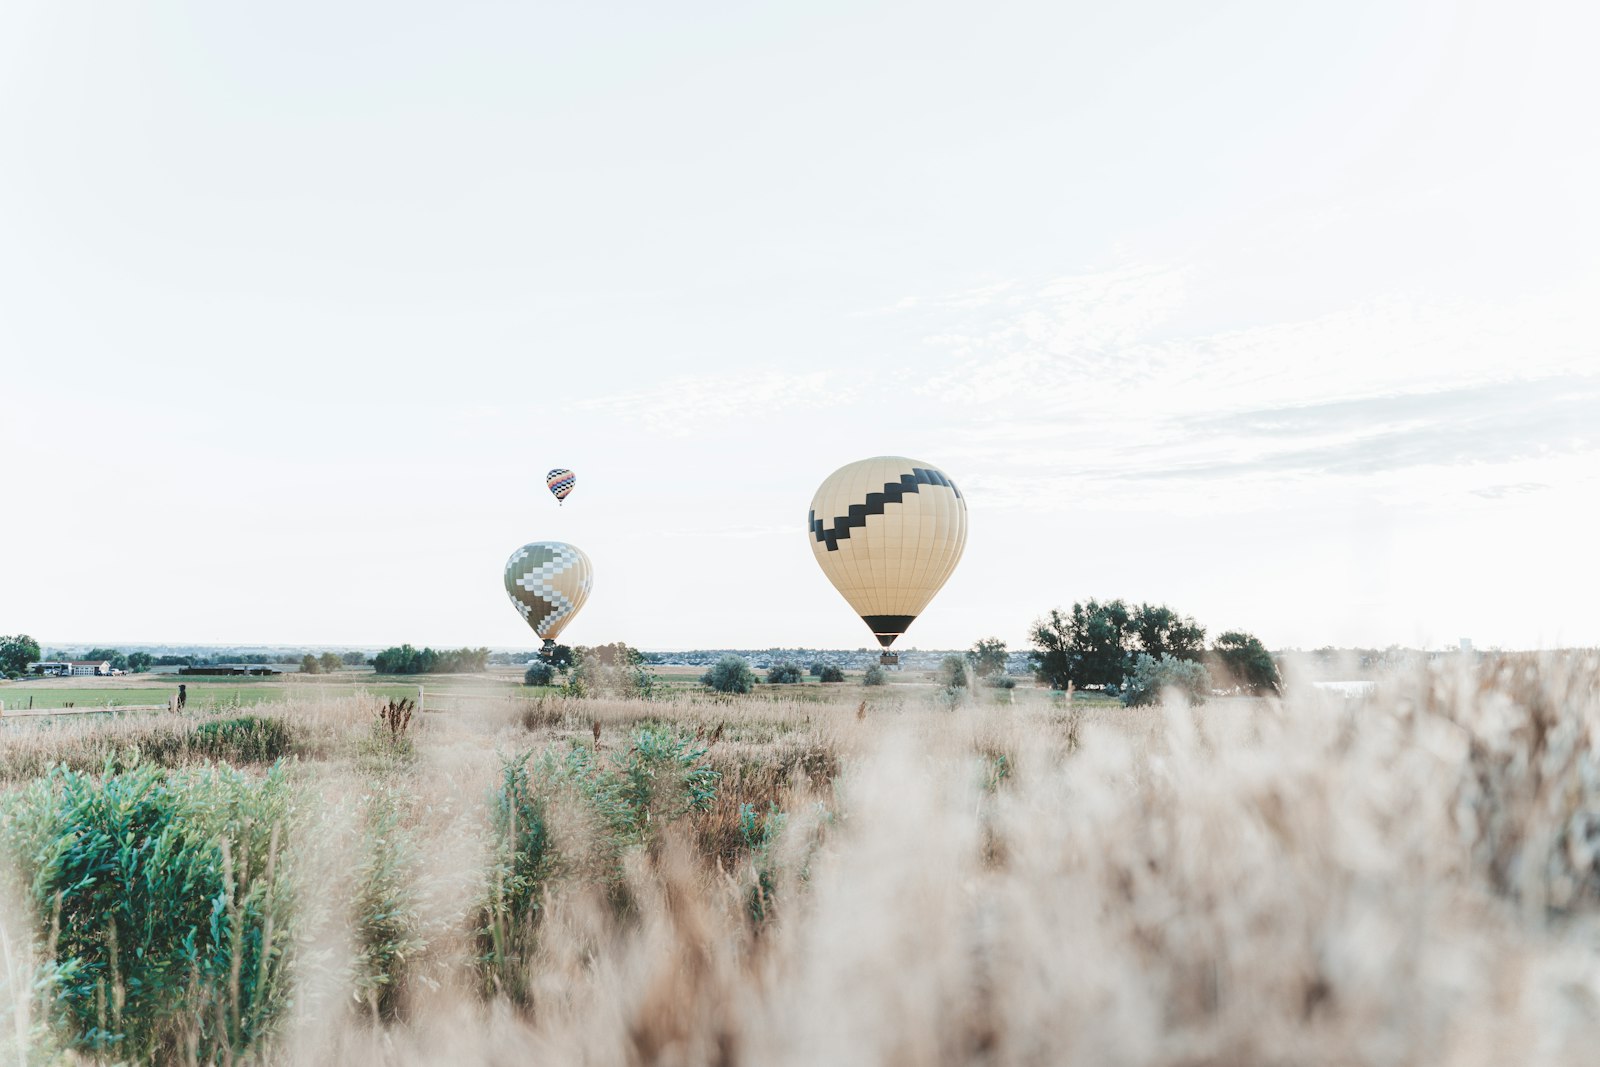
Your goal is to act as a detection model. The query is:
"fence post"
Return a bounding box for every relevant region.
[417,685,424,715]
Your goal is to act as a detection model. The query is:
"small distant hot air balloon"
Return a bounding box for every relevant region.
[546,469,576,505]
[807,456,967,655]
[505,541,593,654]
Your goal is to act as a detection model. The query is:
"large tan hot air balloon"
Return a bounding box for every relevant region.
[807,456,967,650]
[504,541,593,654]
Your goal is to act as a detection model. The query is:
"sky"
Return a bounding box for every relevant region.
[2,0,1597,652]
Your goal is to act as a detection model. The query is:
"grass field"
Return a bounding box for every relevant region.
[0,665,1099,714]
[5,655,1593,1064]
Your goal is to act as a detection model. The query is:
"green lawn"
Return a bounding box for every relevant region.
[0,681,428,712]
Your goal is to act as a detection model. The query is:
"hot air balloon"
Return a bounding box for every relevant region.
[546,469,576,505]
[807,456,967,659]
[504,541,593,655]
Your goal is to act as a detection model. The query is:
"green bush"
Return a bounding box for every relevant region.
[767,662,803,684]
[701,656,755,694]
[862,665,888,686]
[523,661,554,686]
[478,756,556,1004]
[478,727,719,1003]
[190,715,294,762]
[0,762,295,1061]
[564,643,657,699]
[1121,653,1212,707]
[819,665,845,683]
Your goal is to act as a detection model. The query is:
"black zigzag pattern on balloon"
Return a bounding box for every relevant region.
[809,467,962,552]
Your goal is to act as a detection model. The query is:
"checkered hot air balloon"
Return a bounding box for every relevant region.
[505,541,593,651]
[546,469,576,505]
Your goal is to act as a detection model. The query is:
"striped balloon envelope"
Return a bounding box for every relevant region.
[545,469,576,504]
[807,456,967,648]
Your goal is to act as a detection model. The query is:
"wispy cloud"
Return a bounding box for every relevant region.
[579,369,862,437]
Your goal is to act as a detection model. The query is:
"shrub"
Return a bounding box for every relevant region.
[191,715,294,762]
[564,643,657,699]
[809,661,826,677]
[862,665,888,686]
[351,796,423,1020]
[986,673,1018,689]
[1121,653,1212,707]
[0,763,295,1061]
[819,664,845,683]
[478,755,557,1004]
[478,726,720,1001]
[702,656,755,694]
[767,662,803,684]
[940,654,970,688]
[524,661,554,686]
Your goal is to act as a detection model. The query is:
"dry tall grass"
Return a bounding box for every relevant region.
[4,654,1599,1065]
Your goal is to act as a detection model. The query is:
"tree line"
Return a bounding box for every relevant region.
[372,645,491,675]
[1028,598,1278,701]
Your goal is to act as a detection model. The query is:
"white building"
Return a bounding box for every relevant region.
[68,660,111,676]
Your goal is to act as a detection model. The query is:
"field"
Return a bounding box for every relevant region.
[2,655,1598,1065]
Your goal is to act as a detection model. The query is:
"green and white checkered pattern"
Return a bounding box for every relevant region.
[504,541,593,640]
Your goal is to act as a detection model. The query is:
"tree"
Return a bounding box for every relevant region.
[0,634,40,677]
[566,643,656,698]
[370,645,489,675]
[1121,654,1212,707]
[1131,604,1206,662]
[1029,599,1132,690]
[318,652,342,673]
[701,656,755,694]
[809,661,827,677]
[939,654,970,688]
[524,661,554,686]
[861,664,887,686]
[342,650,367,666]
[819,664,845,683]
[545,644,576,671]
[125,652,154,673]
[767,662,803,684]
[85,648,130,672]
[967,638,1008,679]
[1209,631,1280,694]
[300,654,322,675]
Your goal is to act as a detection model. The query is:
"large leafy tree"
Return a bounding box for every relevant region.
[966,637,1008,678]
[1209,631,1280,693]
[1130,604,1206,662]
[0,634,41,676]
[1029,599,1133,690]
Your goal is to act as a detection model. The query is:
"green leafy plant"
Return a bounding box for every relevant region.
[352,797,424,1020]
[190,715,294,762]
[0,762,295,1061]
[701,656,755,694]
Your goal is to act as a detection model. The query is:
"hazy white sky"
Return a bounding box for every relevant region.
[2,0,1597,652]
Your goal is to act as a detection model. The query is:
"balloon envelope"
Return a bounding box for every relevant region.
[504,541,593,643]
[807,456,967,647]
[546,469,576,504]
